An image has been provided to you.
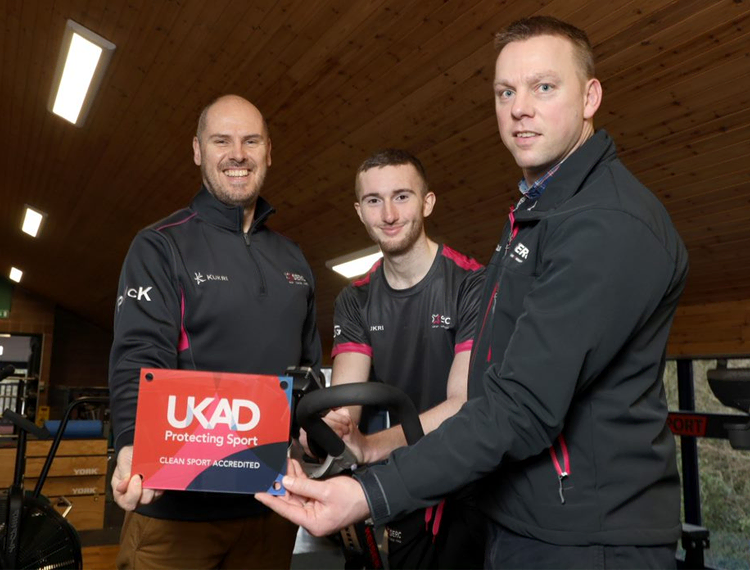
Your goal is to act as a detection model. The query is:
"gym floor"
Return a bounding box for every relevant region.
[80,527,348,569]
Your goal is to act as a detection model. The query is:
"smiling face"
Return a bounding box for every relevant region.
[493,34,601,184]
[354,164,435,256]
[192,96,272,208]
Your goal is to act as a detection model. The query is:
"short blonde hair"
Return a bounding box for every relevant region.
[494,16,595,80]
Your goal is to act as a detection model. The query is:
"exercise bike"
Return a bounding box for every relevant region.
[0,395,108,569]
[295,381,424,569]
[667,359,750,569]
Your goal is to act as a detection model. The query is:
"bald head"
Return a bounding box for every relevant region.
[196,95,269,142]
[192,94,273,216]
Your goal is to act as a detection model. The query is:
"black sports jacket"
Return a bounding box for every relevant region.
[357,130,687,546]
[109,186,322,520]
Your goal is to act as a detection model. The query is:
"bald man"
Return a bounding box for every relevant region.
[109,95,322,569]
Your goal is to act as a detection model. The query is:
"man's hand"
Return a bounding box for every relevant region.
[299,408,368,464]
[325,408,368,464]
[111,445,163,511]
[256,458,371,537]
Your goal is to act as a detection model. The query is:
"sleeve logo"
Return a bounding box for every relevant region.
[116,286,153,312]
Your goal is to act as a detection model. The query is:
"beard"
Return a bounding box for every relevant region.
[369,218,424,256]
[201,160,267,208]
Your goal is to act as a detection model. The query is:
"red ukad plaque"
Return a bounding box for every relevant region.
[131,368,291,495]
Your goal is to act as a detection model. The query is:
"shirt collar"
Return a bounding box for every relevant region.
[518,161,563,200]
[191,186,275,233]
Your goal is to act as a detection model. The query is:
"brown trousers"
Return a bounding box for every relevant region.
[116,510,298,569]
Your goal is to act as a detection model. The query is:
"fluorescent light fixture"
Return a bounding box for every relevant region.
[49,20,116,126]
[22,206,46,237]
[326,245,383,278]
[9,268,23,283]
[0,346,3,356]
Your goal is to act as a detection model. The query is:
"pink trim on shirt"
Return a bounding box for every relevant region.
[156,212,197,232]
[353,259,383,287]
[454,339,473,354]
[441,245,483,271]
[178,289,189,352]
[331,342,373,358]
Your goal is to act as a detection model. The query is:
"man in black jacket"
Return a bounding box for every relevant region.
[109,94,322,569]
[258,16,687,570]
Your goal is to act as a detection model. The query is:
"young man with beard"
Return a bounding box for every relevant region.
[323,149,485,569]
[109,94,322,569]
[259,17,687,570]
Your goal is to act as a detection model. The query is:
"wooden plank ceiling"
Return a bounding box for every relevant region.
[1,0,749,360]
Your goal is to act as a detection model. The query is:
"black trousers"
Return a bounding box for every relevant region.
[484,524,677,570]
[386,494,487,569]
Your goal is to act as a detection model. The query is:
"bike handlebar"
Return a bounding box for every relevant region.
[296,383,424,458]
[1,409,51,439]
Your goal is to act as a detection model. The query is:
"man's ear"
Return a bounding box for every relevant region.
[354,201,363,224]
[266,137,272,167]
[422,191,436,218]
[193,137,202,166]
[583,78,602,120]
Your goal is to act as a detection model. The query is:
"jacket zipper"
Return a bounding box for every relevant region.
[243,233,267,295]
[548,434,571,504]
[471,205,520,369]
[504,205,575,504]
[469,282,499,371]
[504,205,521,255]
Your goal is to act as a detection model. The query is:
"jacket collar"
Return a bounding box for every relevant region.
[514,130,616,221]
[190,186,276,233]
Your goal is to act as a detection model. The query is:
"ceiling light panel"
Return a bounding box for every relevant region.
[49,20,116,127]
[326,246,383,278]
[22,206,45,237]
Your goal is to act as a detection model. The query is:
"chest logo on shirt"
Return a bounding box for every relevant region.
[284,272,309,286]
[510,242,530,263]
[370,325,385,332]
[333,325,341,338]
[431,314,452,329]
[194,272,229,285]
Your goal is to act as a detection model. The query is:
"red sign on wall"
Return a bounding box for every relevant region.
[667,414,707,437]
[131,368,292,495]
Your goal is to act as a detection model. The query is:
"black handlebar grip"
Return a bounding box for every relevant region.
[33,396,109,499]
[296,383,425,457]
[2,409,51,439]
[287,367,323,440]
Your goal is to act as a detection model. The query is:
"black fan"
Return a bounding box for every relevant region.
[0,492,82,569]
[1,392,107,570]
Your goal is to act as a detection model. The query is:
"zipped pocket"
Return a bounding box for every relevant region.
[548,434,571,504]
